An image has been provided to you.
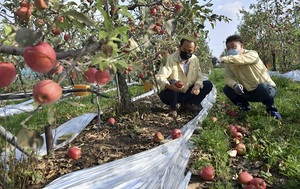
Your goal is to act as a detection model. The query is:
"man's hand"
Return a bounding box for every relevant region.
[166,83,183,92]
[191,84,201,95]
[233,83,244,95]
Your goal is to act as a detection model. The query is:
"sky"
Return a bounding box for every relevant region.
[205,0,257,57]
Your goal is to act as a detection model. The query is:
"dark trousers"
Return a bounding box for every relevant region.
[223,82,277,110]
[159,80,213,109]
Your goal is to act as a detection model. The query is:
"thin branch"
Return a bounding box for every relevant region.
[0,42,103,59]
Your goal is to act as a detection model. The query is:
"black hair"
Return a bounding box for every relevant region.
[180,38,196,47]
[225,35,243,45]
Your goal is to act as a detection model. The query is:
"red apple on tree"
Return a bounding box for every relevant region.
[152,25,160,32]
[95,69,111,85]
[150,7,157,16]
[55,16,64,23]
[64,34,70,41]
[0,62,16,87]
[33,80,62,105]
[171,128,182,139]
[199,165,215,181]
[175,3,183,12]
[23,41,56,73]
[67,147,82,160]
[138,73,145,79]
[52,26,62,36]
[16,6,32,22]
[83,67,98,84]
[49,62,63,75]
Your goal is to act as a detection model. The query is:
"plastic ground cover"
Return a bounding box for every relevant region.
[43,86,217,189]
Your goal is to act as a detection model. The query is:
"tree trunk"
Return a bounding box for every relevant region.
[116,71,136,114]
[272,51,277,71]
[45,125,54,158]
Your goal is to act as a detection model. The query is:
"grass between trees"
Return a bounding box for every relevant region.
[191,68,300,188]
[1,68,300,188]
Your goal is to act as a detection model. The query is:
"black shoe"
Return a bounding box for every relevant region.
[168,107,177,118]
[266,106,281,119]
[268,111,282,119]
[236,103,251,116]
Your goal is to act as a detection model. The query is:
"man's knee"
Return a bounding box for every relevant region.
[203,80,213,90]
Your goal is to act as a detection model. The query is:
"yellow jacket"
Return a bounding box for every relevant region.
[221,49,276,91]
[155,51,203,93]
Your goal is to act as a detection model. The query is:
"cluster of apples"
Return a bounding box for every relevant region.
[83,67,111,85]
[238,171,267,189]
[227,124,248,157]
[148,2,182,35]
[22,41,62,105]
[16,0,48,23]
[153,128,182,143]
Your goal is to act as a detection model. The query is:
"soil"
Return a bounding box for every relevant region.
[27,94,203,188]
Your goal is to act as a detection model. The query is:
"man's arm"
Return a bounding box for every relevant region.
[224,64,237,88]
[155,56,173,91]
[221,50,260,65]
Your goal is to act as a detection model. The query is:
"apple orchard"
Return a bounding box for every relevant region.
[1,0,300,188]
[0,0,228,165]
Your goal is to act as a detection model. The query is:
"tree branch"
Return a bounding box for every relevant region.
[0,42,103,59]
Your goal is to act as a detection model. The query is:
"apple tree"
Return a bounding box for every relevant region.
[0,0,229,154]
[237,0,300,71]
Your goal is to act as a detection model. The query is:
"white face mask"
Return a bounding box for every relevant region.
[227,49,239,56]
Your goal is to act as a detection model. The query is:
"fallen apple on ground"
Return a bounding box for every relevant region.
[209,116,217,122]
[235,142,246,156]
[153,132,164,143]
[108,117,116,125]
[67,147,82,160]
[171,128,182,139]
[248,177,266,189]
[199,165,215,181]
[238,171,253,184]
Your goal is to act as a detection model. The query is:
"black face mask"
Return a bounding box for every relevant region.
[180,51,193,60]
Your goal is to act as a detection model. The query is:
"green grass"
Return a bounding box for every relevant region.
[192,67,300,188]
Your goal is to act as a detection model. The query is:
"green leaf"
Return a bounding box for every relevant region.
[110,63,117,74]
[64,10,94,26]
[115,60,128,70]
[99,60,110,71]
[15,29,42,47]
[178,34,198,43]
[97,6,112,31]
[99,30,108,41]
[118,6,132,18]
[165,19,175,36]
[72,19,84,28]
[109,26,129,39]
[107,41,119,56]
[4,24,13,37]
